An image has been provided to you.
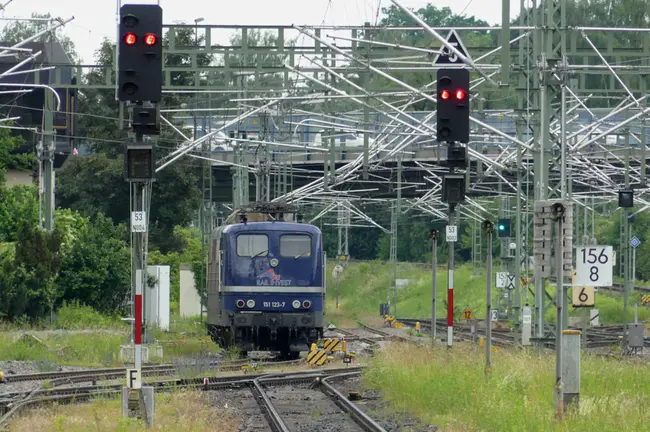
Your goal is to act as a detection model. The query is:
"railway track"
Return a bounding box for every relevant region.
[0,367,363,430]
[254,371,385,432]
[1,357,302,384]
[1,364,177,384]
[335,326,391,347]
[396,317,646,349]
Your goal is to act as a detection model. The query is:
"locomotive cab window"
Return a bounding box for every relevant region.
[237,234,268,257]
[280,234,312,258]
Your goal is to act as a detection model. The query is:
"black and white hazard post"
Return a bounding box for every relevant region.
[482,220,494,377]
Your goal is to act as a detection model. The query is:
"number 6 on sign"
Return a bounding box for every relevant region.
[572,286,595,308]
[575,245,613,287]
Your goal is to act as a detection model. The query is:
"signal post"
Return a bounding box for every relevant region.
[118,3,163,427]
[436,67,470,348]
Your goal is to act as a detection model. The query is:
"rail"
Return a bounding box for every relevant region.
[0,367,364,430]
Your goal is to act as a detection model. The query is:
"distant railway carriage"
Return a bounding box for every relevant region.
[206,206,325,358]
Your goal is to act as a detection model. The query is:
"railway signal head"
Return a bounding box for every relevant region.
[619,189,634,208]
[497,218,510,238]
[118,4,163,102]
[482,220,494,233]
[436,68,470,143]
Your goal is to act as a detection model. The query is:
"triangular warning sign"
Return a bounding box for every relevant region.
[433,30,471,65]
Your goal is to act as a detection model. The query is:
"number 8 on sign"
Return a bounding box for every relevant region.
[574,245,613,287]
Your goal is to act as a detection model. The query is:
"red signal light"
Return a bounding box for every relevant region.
[124,33,137,46]
[455,89,466,100]
[144,33,157,46]
[440,90,450,100]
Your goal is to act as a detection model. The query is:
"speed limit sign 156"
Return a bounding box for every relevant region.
[575,245,613,287]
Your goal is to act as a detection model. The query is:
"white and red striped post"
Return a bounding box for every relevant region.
[135,269,143,370]
[130,182,147,373]
[448,269,454,346]
[447,205,455,347]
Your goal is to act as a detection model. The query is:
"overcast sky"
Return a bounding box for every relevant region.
[1,0,523,63]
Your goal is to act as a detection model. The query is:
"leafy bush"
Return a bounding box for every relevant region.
[0,185,38,242]
[57,213,131,315]
[55,301,125,330]
[0,211,130,322]
[0,222,63,319]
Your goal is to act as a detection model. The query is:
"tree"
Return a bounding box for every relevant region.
[514,0,650,108]
[57,213,131,314]
[56,152,201,253]
[362,5,495,111]
[74,39,128,156]
[226,30,294,92]
[0,125,29,185]
[0,221,64,319]
[0,185,38,242]
[0,13,79,63]
[59,27,210,253]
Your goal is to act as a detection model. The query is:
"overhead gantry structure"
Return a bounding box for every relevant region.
[4,0,650,340]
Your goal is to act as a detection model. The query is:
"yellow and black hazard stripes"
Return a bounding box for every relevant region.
[323,338,343,353]
[642,295,650,305]
[307,348,328,366]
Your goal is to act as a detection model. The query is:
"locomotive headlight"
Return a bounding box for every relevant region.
[292,300,301,309]
[303,300,312,309]
[236,299,245,308]
[246,299,256,308]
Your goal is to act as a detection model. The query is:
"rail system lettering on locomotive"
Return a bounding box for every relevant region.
[206,204,325,359]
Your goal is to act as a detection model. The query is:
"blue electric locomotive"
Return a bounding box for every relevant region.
[206,208,325,358]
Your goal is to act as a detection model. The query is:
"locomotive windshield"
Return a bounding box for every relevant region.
[237,234,268,257]
[280,234,312,258]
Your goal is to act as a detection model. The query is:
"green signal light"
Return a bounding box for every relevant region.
[498,224,505,230]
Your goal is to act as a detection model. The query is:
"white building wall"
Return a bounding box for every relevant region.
[146,265,170,331]
[180,264,202,317]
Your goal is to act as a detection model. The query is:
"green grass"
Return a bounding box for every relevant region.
[150,316,222,359]
[0,304,221,367]
[0,321,221,367]
[364,343,650,431]
[55,301,127,330]
[325,261,650,325]
[0,332,126,367]
[0,302,127,331]
[10,389,241,431]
